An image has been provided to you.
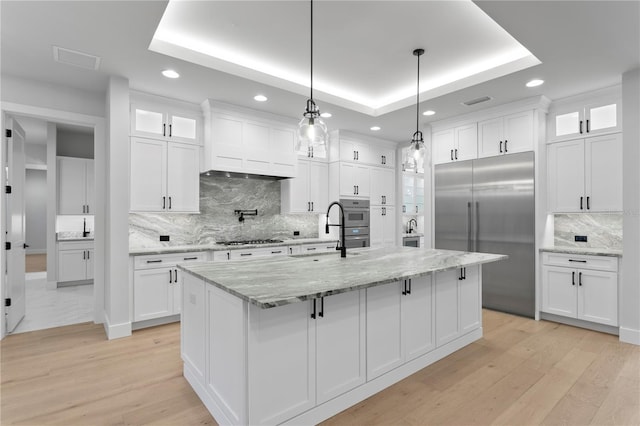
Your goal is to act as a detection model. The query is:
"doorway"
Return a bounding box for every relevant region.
[5,114,96,334]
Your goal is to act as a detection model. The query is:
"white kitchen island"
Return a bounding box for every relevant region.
[178,247,506,425]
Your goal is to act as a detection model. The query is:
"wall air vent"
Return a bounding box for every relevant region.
[462,96,492,106]
[52,46,101,70]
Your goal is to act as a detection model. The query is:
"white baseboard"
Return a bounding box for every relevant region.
[619,327,640,345]
[26,249,46,255]
[103,313,132,340]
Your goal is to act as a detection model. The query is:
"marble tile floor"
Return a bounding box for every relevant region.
[12,272,94,334]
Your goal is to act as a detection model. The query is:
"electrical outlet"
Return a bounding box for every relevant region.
[293,231,300,236]
[160,235,170,242]
[574,235,588,242]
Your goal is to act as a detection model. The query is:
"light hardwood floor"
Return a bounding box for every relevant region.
[1,310,638,425]
[26,254,46,273]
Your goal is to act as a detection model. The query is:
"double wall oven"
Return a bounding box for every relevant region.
[340,199,370,248]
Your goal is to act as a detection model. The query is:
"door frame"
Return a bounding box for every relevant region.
[1,102,105,339]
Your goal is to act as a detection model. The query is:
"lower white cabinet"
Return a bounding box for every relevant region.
[58,240,94,283]
[366,275,435,380]
[541,252,618,327]
[132,252,206,322]
[435,266,481,347]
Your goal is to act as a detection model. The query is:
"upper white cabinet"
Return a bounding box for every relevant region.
[432,123,477,165]
[57,157,94,215]
[329,130,396,168]
[370,167,395,207]
[478,110,533,158]
[281,159,328,214]
[130,137,200,213]
[548,87,621,142]
[131,101,201,145]
[547,133,622,212]
[202,100,297,178]
[334,162,370,198]
[401,172,424,216]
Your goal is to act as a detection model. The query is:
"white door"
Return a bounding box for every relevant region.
[339,162,357,197]
[167,142,199,212]
[585,134,622,212]
[130,137,167,212]
[541,266,577,318]
[459,266,481,333]
[366,282,403,380]
[455,123,478,162]
[478,117,503,158]
[435,269,460,346]
[382,206,396,247]
[85,249,94,280]
[577,269,618,326]
[167,111,199,144]
[432,128,454,165]
[85,160,95,214]
[503,110,533,154]
[133,268,173,321]
[354,165,370,197]
[547,140,585,212]
[402,276,435,361]
[308,161,328,213]
[5,117,27,332]
[369,206,384,247]
[57,157,86,214]
[131,103,167,139]
[58,249,87,282]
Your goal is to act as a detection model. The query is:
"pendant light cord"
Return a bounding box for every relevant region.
[310,0,314,101]
[416,51,420,135]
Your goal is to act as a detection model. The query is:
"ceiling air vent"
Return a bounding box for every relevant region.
[52,46,101,70]
[462,96,492,106]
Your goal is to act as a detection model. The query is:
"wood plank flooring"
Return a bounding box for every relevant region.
[1,310,638,425]
[25,254,46,273]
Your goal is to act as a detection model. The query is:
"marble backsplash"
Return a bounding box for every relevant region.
[554,213,622,249]
[129,175,320,248]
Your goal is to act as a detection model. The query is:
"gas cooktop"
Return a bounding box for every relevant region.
[216,239,284,246]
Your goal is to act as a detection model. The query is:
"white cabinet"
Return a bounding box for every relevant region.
[228,246,288,261]
[202,101,297,178]
[339,138,369,163]
[541,252,618,327]
[547,133,622,212]
[57,157,94,214]
[131,102,201,144]
[435,266,480,347]
[370,167,395,206]
[432,123,477,165]
[130,137,200,213]
[548,95,620,142]
[401,172,424,215]
[338,162,370,198]
[478,110,533,158]
[281,159,328,213]
[132,252,206,323]
[58,240,94,283]
[248,290,365,424]
[366,276,434,380]
[332,132,395,168]
[368,144,395,168]
[370,206,396,248]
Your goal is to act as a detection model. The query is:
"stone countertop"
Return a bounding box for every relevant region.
[129,238,338,256]
[401,233,424,238]
[540,246,622,258]
[57,232,94,242]
[178,247,507,309]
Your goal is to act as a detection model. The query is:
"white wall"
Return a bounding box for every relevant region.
[25,169,47,254]
[621,68,640,345]
[104,76,131,339]
[25,144,46,167]
[57,129,94,159]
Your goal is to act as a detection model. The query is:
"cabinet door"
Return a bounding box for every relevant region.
[308,161,328,213]
[130,138,167,212]
[270,127,297,177]
[85,160,94,214]
[58,249,88,282]
[285,160,310,213]
[339,162,357,197]
[382,206,396,247]
[585,101,619,135]
[541,266,577,318]
[243,121,271,174]
[172,268,182,315]
[131,103,167,139]
[478,117,503,158]
[316,291,366,404]
[369,206,384,247]
[354,165,370,197]
[455,123,478,161]
[402,174,415,215]
[578,269,618,326]
[133,268,173,321]
[432,129,455,165]
[248,301,315,425]
[547,140,585,213]
[435,269,460,347]
[85,249,94,280]
[166,142,200,212]
[57,157,87,214]
[366,282,403,380]
[550,105,583,141]
[210,115,244,171]
[415,176,425,215]
[181,273,206,383]
[168,111,199,144]
[369,167,386,205]
[585,134,622,212]
[402,276,435,362]
[459,266,481,334]
[503,110,533,154]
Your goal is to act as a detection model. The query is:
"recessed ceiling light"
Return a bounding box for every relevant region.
[162,69,180,79]
[370,126,381,131]
[254,94,268,102]
[320,112,332,118]
[526,79,544,88]
[423,110,436,116]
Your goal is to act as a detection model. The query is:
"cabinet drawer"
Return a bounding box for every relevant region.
[58,240,94,251]
[229,246,287,261]
[134,252,207,270]
[300,242,337,253]
[542,252,618,272]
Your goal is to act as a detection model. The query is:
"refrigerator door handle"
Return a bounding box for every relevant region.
[467,201,473,252]
[474,201,479,252]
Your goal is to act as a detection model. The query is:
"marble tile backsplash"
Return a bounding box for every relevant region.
[129,175,320,248]
[554,214,622,249]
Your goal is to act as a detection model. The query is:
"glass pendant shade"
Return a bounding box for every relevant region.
[404,131,426,171]
[296,99,328,151]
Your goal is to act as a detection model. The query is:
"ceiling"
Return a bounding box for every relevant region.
[2,1,639,143]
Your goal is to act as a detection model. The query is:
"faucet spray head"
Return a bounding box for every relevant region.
[325,215,330,234]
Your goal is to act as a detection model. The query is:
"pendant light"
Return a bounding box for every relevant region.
[296,0,327,152]
[404,48,427,171]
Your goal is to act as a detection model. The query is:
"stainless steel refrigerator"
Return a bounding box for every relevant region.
[434,152,535,318]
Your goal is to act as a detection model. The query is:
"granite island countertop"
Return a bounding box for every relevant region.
[540,246,622,257]
[129,238,338,256]
[178,247,507,309]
